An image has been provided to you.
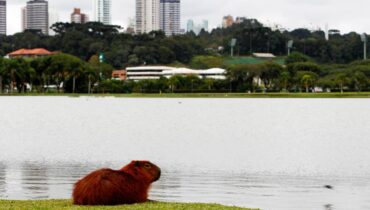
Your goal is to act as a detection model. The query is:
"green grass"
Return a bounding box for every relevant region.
[224,56,286,65]
[0,200,257,210]
[2,92,370,98]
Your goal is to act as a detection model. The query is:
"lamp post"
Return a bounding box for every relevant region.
[361,33,367,60]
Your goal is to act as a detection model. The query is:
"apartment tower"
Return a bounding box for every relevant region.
[160,0,180,36]
[71,8,89,24]
[136,0,160,34]
[0,0,6,35]
[25,0,49,35]
[93,0,111,25]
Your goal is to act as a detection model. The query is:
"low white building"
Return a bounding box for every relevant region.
[126,66,227,81]
[126,66,174,80]
[162,68,200,78]
[199,68,227,80]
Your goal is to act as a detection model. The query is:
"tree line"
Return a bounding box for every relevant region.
[0,52,369,94]
[0,19,369,68]
[0,19,370,93]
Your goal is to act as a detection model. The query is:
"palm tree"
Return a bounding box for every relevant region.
[301,74,314,93]
[280,71,290,92]
[335,73,348,94]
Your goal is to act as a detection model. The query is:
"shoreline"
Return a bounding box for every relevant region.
[1,92,370,98]
[0,200,258,210]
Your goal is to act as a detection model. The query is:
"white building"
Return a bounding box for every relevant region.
[126,66,173,80]
[93,0,111,25]
[136,0,160,34]
[0,0,6,35]
[160,0,180,36]
[126,66,226,81]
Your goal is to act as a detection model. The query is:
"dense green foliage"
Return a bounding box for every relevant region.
[1,20,370,94]
[0,200,256,210]
[1,52,370,93]
[0,20,369,67]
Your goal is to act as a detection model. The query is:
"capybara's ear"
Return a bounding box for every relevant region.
[135,161,140,167]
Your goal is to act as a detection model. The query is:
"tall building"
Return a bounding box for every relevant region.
[186,19,194,32]
[71,8,89,24]
[0,0,6,35]
[93,0,111,25]
[201,20,209,32]
[222,15,234,28]
[25,0,49,35]
[136,0,160,34]
[160,0,180,36]
[186,19,208,35]
[21,7,27,32]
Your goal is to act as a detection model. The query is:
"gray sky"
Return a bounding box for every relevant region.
[6,0,370,35]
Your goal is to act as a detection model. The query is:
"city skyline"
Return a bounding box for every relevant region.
[4,0,370,35]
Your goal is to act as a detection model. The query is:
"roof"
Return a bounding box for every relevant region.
[201,68,226,74]
[8,48,53,56]
[126,66,175,71]
[162,68,199,75]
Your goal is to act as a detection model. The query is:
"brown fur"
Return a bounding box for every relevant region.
[72,161,161,205]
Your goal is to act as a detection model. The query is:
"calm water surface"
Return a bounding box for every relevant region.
[0,97,369,210]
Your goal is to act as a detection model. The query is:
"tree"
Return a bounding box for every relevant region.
[260,62,283,89]
[190,56,224,69]
[285,52,311,65]
[227,64,262,92]
[279,70,290,92]
[335,73,349,93]
[352,71,367,92]
[0,57,5,93]
[287,62,321,76]
[296,71,318,93]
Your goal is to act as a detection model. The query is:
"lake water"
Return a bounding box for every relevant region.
[0,97,369,210]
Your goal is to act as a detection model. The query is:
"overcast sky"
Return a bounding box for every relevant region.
[6,0,370,35]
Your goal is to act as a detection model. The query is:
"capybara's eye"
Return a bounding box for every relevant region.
[144,163,151,169]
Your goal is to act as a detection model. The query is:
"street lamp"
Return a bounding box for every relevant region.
[361,33,367,60]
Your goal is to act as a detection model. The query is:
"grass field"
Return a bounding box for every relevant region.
[1,92,370,98]
[0,200,258,210]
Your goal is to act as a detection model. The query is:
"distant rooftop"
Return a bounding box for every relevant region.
[252,53,276,59]
[8,48,53,57]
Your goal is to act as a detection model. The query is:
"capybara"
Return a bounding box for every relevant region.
[72,161,161,205]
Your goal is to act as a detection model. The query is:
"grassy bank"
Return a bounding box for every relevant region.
[0,200,257,210]
[1,92,370,98]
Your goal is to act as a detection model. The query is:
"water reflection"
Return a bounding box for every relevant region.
[0,162,369,210]
[325,204,334,210]
[21,163,49,199]
[0,162,6,197]
[1,97,370,210]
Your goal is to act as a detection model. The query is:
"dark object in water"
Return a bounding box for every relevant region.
[324,185,333,190]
